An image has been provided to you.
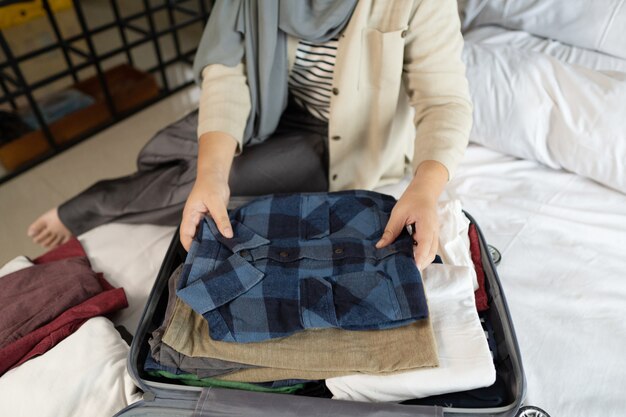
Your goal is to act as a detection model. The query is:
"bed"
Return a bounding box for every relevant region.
[3,143,623,416]
[1,1,625,416]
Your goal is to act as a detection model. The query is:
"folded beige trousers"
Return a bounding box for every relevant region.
[162,294,438,383]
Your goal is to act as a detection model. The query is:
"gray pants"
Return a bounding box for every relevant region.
[58,101,329,236]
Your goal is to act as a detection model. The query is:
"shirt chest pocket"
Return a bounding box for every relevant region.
[299,271,402,329]
[358,27,406,90]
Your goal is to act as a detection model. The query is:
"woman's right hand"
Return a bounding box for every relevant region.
[180,171,233,251]
[180,131,238,251]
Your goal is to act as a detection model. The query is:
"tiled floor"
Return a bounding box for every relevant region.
[0,86,199,265]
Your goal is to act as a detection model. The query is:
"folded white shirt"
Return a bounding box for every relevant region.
[0,317,141,417]
[436,200,477,289]
[326,264,495,402]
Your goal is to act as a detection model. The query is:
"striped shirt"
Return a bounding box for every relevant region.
[287,38,339,122]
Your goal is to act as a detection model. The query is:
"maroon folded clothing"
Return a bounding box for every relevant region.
[0,274,128,375]
[0,257,103,349]
[469,224,489,312]
[33,237,86,264]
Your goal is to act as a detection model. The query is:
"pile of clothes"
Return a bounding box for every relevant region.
[0,238,129,376]
[146,191,499,403]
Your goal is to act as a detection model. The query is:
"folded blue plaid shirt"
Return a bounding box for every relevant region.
[177,190,429,343]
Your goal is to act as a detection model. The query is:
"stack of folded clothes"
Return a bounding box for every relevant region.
[0,238,129,376]
[146,191,497,402]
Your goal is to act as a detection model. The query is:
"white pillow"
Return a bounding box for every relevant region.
[464,26,626,73]
[459,0,626,59]
[463,42,626,193]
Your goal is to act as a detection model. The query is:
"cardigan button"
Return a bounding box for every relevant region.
[332,87,340,95]
[401,30,408,38]
[332,174,338,181]
[331,135,341,141]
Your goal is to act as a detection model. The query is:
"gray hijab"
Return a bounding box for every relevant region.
[193,0,357,146]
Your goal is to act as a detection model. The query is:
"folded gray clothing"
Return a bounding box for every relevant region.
[148,265,256,378]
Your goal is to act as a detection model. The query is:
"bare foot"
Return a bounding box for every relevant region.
[27,208,72,249]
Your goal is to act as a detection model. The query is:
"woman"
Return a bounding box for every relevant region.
[28,0,472,270]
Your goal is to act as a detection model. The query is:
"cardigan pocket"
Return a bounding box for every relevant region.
[359,27,406,90]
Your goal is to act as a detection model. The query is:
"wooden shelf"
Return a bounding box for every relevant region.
[0,64,159,172]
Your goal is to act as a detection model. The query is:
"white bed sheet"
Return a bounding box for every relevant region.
[375,144,626,416]
[2,145,625,416]
[79,223,177,334]
[442,145,626,416]
[82,144,626,415]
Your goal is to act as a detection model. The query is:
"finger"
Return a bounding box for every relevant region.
[376,210,406,248]
[413,226,433,269]
[429,229,439,260]
[180,227,191,252]
[180,209,200,251]
[413,239,431,270]
[418,232,438,269]
[207,198,233,238]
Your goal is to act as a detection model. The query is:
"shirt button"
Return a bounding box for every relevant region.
[332,174,338,181]
[331,135,341,141]
[401,30,408,38]
[334,248,344,254]
[332,87,339,95]
[279,251,289,258]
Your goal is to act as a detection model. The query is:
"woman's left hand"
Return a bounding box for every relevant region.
[375,160,448,270]
[376,188,439,270]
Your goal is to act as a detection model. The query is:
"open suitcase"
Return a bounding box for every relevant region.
[115,209,526,417]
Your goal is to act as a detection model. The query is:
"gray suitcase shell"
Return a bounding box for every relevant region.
[115,211,525,417]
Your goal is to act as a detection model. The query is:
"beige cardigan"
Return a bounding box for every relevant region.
[197,0,472,190]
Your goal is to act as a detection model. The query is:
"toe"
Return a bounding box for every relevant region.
[45,234,63,249]
[33,229,52,245]
[59,234,71,245]
[27,218,46,237]
[41,233,59,248]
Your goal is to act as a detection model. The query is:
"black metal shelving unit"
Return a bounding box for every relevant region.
[0,0,211,184]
